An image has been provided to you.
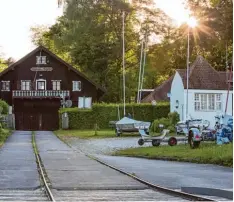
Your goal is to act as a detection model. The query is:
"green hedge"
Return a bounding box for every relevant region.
[59,102,170,129]
[0,128,10,142]
[0,100,9,115]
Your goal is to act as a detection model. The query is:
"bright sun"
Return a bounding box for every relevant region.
[187,16,198,28]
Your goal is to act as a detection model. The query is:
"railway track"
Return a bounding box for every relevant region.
[32,132,214,202]
[32,132,56,202]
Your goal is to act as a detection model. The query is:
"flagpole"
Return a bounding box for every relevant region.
[122,11,126,116]
[137,40,144,103]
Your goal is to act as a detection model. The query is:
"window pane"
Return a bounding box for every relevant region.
[194,94,199,101]
[216,94,221,101]
[208,94,215,110]
[216,102,222,110]
[195,102,200,111]
[73,81,81,91]
[201,94,207,110]
[85,97,92,108]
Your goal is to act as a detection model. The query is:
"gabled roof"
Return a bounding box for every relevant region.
[141,76,173,102]
[142,56,231,103]
[180,56,229,90]
[0,46,106,92]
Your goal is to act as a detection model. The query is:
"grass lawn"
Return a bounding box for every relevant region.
[55,129,140,139]
[114,143,233,167]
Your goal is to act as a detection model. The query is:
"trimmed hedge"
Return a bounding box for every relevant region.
[59,102,170,129]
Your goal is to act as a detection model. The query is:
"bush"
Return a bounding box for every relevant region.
[0,128,10,142]
[0,100,8,115]
[151,118,170,133]
[59,102,170,129]
[168,111,180,125]
[150,111,180,133]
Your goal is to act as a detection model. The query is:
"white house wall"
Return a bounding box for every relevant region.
[183,89,233,128]
[170,72,184,121]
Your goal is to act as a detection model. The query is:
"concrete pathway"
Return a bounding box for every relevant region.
[0,131,40,189]
[35,131,186,201]
[67,137,233,191]
[95,155,233,190]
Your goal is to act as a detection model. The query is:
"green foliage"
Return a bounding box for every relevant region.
[30,0,232,102]
[0,100,9,115]
[168,112,180,125]
[151,111,179,133]
[0,129,10,142]
[59,102,170,129]
[151,118,170,133]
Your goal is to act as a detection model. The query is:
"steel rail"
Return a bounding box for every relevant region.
[32,133,56,202]
[55,134,215,201]
[85,153,214,201]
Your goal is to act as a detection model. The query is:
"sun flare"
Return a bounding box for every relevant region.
[187,16,198,28]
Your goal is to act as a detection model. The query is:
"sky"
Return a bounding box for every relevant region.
[0,0,63,60]
[0,0,189,60]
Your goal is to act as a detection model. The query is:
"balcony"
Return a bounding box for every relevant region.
[12,90,70,98]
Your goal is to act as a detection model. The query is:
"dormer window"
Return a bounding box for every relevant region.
[36,56,47,65]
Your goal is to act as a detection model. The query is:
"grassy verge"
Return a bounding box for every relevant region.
[114,143,233,167]
[55,129,140,139]
[0,128,11,148]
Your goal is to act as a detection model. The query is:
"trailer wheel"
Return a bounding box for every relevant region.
[152,140,160,147]
[168,137,177,146]
[138,139,144,146]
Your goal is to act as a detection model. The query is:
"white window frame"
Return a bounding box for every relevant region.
[72,81,81,91]
[1,81,10,91]
[194,93,222,112]
[78,97,92,109]
[21,80,31,91]
[36,79,47,90]
[36,56,47,65]
[52,80,61,91]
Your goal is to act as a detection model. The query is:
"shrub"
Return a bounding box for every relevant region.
[59,102,170,129]
[151,118,170,133]
[0,128,10,142]
[168,111,180,125]
[167,125,176,133]
[0,100,8,115]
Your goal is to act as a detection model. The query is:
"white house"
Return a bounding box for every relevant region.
[142,56,233,128]
[170,56,232,127]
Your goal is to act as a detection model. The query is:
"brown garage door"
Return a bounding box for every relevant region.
[14,99,60,131]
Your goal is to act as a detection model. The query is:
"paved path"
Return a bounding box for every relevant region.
[67,137,233,191]
[95,155,233,190]
[36,131,186,201]
[0,131,40,189]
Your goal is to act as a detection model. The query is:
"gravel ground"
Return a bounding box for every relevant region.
[66,136,187,155]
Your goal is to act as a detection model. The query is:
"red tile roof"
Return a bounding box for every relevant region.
[142,56,232,103]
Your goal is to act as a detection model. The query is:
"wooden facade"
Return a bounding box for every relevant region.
[0,46,105,130]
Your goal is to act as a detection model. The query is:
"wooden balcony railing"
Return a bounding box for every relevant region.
[12,90,70,98]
